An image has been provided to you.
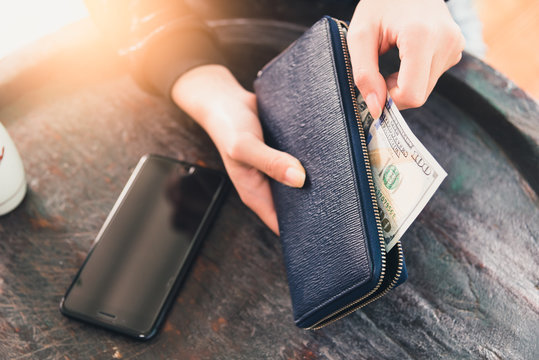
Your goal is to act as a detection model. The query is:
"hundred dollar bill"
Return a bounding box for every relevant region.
[357,93,447,252]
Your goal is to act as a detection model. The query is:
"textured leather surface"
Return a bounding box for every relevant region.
[254,17,388,327]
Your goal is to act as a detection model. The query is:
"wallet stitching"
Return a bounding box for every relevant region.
[295,18,373,325]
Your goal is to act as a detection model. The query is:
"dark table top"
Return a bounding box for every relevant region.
[0,19,538,359]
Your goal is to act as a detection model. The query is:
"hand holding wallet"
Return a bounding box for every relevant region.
[254,16,407,330]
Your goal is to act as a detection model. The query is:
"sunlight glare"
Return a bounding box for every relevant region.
[0,0,89,59]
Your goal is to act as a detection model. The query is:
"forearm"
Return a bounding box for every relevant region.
[84,0,226,97]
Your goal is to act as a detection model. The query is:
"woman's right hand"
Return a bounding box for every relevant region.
[171,64,306,234]
[347,0,465,118]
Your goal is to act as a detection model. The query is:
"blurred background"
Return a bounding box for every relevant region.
[0,0,88,59]
[0,0,537,99]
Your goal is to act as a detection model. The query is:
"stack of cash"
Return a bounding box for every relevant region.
[357,94,447,252]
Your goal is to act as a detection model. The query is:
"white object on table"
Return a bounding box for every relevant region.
[0,123,26,215]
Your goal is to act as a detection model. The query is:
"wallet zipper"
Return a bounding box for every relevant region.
[306,18,404,330]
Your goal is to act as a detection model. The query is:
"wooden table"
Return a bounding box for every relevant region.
[0,18,537,359]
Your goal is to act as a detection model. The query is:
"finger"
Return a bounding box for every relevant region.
[424,52,459,98]
[426,32,465,96]
[229,133,305,188]
[347,19,387,119]
[234,172,280,235]
[389,32,434,110]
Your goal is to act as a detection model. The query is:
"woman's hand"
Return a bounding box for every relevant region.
[171,65,305,234]
[347,0,465,119]
[171,1,464,233]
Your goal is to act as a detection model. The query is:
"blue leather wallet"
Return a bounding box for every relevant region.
[254,17,407,329]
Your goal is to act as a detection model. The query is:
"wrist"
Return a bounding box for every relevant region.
[171,65,256,145]
[171,64,250,128]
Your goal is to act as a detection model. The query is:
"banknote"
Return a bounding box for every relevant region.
[357,93,447,252]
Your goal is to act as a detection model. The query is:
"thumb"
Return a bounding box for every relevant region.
[230,133,306,188]
[347,20,387,119]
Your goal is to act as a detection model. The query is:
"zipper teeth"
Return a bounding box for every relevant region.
[354,242,404,308]
[310,242,404,330]
[306,19,389,330]
[337,18,387,282]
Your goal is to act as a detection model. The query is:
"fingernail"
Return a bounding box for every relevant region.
[365,93,381,119]
[284,167,306,188]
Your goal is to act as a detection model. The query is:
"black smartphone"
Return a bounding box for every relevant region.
[60,154,228,340]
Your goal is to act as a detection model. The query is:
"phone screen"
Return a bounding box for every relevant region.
[61,155,227,338]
